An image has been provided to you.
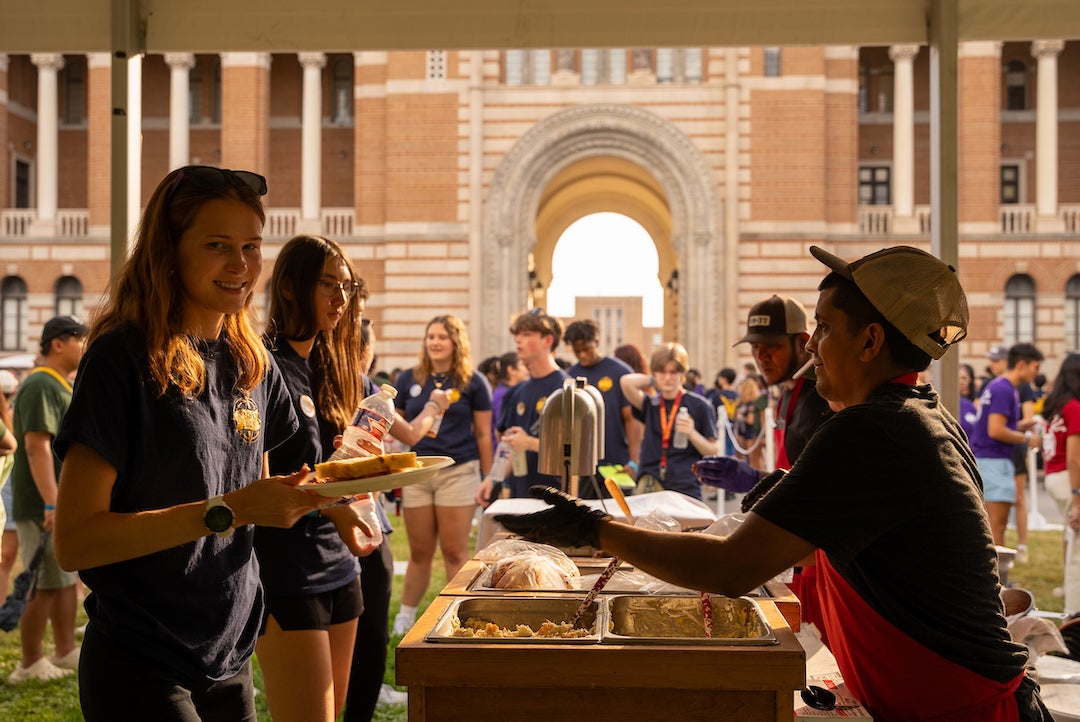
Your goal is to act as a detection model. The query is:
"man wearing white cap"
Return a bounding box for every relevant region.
[499,246,1049,721]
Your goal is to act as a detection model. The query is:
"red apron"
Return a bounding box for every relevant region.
[815,550,1025,721]
[774,378,825,632]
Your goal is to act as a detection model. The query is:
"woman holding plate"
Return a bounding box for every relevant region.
[257,235,442,722]
[391,315,493,636]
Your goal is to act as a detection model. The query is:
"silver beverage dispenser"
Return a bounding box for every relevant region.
[538,377,603,497]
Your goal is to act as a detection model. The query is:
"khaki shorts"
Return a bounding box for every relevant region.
[16,520,78,590]
[402,459,480,509]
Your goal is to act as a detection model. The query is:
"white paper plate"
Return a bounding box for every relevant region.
[301,455,455,496]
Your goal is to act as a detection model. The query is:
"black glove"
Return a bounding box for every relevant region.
[494,486,611,549]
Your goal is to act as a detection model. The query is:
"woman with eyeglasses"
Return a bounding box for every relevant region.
[50,166,335,721]
[255,234,395,722]
[390,315,493,636]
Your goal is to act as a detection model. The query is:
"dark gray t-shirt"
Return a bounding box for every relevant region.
[55,325,298,683]
[754,383,1032,690]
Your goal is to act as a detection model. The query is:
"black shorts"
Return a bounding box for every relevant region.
[261,576,363,633]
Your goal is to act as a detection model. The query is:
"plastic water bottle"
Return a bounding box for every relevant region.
[328,384,397,460]
[511,448,528,476]
[426,407,444,438]
[490,440,512,481]
[672,407,690,449]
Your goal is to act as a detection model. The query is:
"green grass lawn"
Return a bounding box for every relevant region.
[0,519,1067,720]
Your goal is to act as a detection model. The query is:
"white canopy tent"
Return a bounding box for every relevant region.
[3,0,1080,405]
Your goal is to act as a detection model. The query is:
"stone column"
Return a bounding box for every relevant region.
[299,52,326,234]
[29,53,63,236]
[165,53,195,171]
[889,44,919,232]
[1033,40,1065,232]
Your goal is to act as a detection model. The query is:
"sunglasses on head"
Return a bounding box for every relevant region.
[165,165,268,202]
[527,307,556,333]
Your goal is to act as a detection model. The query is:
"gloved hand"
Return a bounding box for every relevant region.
[691,456,762,493]
[494,486,611,549]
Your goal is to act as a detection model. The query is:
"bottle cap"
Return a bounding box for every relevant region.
[380,384,398,398]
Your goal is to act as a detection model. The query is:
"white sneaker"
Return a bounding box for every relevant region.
[51,647,80,670]
[392,610,416,636]
[377,683,408,706]
[7,657,73,684]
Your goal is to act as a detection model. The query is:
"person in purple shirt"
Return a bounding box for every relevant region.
[489,350,527,450]
[969,343,1044,546]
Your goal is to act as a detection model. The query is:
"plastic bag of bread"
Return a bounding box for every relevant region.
[474,540,581,591]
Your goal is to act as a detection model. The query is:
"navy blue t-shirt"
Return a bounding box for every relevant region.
[567,356,633,467]
[634,390,716,499]
[54,325,299,683]
[256,339,359,597]
[394,368,492,462]
[497,368,570,498]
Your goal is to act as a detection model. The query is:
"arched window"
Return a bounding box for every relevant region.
[1,277,27,351]
[1066,275,1080,351]
[332,58,353,124]
[55,276,83,319]
[1004,274,1036,346]
[62,55,86,125]
[1005,59,1027,111]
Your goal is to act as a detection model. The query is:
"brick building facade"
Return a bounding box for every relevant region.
[1,43,1078,375]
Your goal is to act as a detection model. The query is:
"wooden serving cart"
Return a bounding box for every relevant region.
[396,560,806,722]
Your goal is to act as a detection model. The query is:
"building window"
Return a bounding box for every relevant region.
[332,58,353,124]
[1,277,27,351]
[764,47,782,77]
[62,56,86,126]
[189,59,203,123]
[504,49,552,85]
[1005,59,1027,111]
[1001,164,1021,204]
[859,166,892,205]
[1004,274,1036,346]
[606,49,627,84]
[209,58,222,124]
[1067,275,1080,352]
[14,161,30,208]
[426,50,447,80]
[684,48,703,83]
[55,276,83,319]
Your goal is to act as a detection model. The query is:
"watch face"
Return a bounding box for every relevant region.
[205,504,234,533]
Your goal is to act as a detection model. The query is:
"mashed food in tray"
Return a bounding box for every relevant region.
[450,616,591,638]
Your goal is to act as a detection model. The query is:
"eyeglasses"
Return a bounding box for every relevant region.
[316,279,362,299]
[527,307,556,333]
[165,165,268,202]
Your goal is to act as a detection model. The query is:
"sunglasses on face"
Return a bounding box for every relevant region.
[165,165,268,202]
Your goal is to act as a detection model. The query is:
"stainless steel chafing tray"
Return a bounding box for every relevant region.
[425,597,603,644]
[602,594,777,646]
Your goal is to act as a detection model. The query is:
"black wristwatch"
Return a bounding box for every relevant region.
[204,495,235,539]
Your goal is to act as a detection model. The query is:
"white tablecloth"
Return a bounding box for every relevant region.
[477,490,717,550]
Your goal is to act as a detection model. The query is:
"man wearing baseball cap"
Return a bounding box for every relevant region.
[8,315,86,683]
[498,246,1049,721]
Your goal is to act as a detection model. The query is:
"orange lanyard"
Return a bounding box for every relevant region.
[658,389,684,479]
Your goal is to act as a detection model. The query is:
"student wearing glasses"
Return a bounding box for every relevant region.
[51,166,334,721]
[477,308,570,504]
[256,234,399,722]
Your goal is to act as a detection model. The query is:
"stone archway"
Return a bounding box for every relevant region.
[482,104,723,365]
